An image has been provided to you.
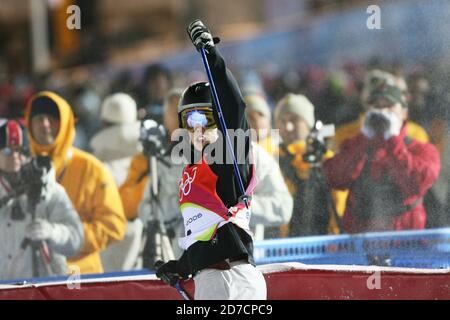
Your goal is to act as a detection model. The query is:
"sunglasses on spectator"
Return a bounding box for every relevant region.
[1,146,29,157]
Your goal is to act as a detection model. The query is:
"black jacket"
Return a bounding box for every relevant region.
[177,46,254,277]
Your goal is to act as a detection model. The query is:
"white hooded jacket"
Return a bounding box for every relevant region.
[90,122,142,187]
[0,166,84,281]
[250,142,293,239]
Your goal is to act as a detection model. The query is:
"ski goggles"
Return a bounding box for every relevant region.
[180,107,217,131]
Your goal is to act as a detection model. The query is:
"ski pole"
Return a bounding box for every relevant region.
[174,281,191,301]
[198,46,249,208]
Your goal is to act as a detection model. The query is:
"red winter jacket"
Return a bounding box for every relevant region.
[323,126,440,233]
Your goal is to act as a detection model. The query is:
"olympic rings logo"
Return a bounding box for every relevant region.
[179,167,197,200]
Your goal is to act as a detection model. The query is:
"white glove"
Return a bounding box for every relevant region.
[381,110,402,140]
[26,219,55,242]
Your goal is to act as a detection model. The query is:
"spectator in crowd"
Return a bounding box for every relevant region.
[71,84,103,151]
[243,91,278,155]
[89,93,143,272]
[120,89,184,223]
[248,141,293,239]
[119,77,181,238]
[323,84,440,233]
[135,88,187,267]
[275,93,346,236]
[333,69,429,152]
[243,90,293,239]
[25,91,127,274]
[330,69,432,230]
[426,128,450,228]
[407,72,431,127]
[138,64,173,122]
[404,71,448,228]
[0,119,83,280]
[89,93,142,187]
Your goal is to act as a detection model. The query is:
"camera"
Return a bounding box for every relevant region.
[303,121,335,164]
[0,155,52,212]
[366,110,390,135]
[20,155,52,204]
[140,118,167,157]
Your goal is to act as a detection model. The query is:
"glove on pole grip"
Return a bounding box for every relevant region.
[154,260,191,300]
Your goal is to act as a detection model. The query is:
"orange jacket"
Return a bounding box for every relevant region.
[119,153,149,220]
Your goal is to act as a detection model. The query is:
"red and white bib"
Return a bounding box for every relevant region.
[178,158,257,250]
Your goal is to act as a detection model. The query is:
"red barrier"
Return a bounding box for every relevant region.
[0,263,449,300]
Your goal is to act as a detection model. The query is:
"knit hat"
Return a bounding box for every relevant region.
[30,96,60,120]
[361,69,396,108]
[274,93,315,128]
[0,119,25,150]
[100,93,137,124]
[244,93,271,121]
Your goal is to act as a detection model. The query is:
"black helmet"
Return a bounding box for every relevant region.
[178,82,212,114]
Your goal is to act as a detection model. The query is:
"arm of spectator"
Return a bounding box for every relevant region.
[45,184,84,257]
[137,178,153,224]
[323,133,371,189]
[384,136,441,199]
[119,154,149,220]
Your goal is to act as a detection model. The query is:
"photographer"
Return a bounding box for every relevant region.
[0,119,83,280]
[120,88,186,268]
[323,84,440,233]
[333,70,429,152]
[138,88,187,266]
[275,93,346,236]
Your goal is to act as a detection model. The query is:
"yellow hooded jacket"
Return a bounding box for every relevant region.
[26,91,127,274]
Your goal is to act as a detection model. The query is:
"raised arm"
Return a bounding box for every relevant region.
[187,20,251,206]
